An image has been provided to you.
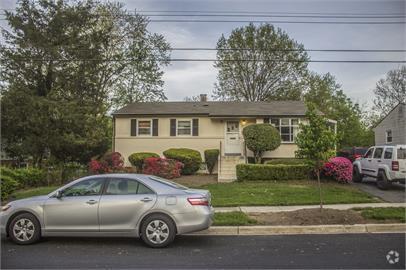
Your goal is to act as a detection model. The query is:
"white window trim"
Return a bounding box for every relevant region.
[271,118,300,143]
[386,130,392,143]
[176,119,193,136]
[137,119,152,137]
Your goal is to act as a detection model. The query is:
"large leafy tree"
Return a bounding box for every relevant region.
[305,72,373,148]
[295,103,337,209]
[373,65,406,117]
[0,0,169,166]
[213,23,309,101]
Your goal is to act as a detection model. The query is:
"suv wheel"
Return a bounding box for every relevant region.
[140,214,176,248]
[8,213,41,245]
[377,171,392,190]
[352,166,363,182]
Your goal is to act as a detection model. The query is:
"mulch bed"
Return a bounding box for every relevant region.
[248,209,401,226]
[172,174,218,187]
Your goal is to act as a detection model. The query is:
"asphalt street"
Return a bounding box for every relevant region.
[1,234,405,269]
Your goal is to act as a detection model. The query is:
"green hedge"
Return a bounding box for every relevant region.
[264,158,309,165]
[236,164,312,181]
[0,167,47,188]
[163,148,202,175]
[1,174,19,201]
[204,149,219,175]
[128,152,160,172]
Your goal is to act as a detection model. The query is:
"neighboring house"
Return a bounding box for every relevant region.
[374,103,406,145]
[112,95,335,181]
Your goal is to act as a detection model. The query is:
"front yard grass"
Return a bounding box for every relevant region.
[203,181,380,207]
[213,211,258,226]
[356,207,405,223]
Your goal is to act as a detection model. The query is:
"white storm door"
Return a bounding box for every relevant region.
[225,121,241,154]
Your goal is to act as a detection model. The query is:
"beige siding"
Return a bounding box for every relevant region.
[374,104,406,145]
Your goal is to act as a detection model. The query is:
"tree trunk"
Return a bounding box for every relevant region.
[317,170,323,211]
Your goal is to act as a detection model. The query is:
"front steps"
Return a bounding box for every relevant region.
[218,155,245,182]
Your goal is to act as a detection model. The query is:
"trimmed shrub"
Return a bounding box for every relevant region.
[265,158,309,165]
[204,149,220,174]
[323,157,353,183]
[242,124,281,164]
[1,174,18,201]
[142,157,183,179]
[0,166,46,188]
[163,148,202,175]
[128,152,160,172]
[236,164,312,181]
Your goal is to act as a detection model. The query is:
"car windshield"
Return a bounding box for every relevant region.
[397,148,406,159]
[148,176,189,190]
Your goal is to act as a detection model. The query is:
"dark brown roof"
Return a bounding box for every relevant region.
[113,101,310,117]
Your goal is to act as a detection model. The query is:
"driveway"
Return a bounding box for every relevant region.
[353,177,406,203]
[2,234,405,269]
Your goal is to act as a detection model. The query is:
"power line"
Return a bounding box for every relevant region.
[171,48,406,52]
[146,19,405,24]
[7,58,406,63]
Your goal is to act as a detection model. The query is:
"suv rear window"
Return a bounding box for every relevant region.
[397,148,406,159]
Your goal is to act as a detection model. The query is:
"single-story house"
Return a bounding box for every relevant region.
[374,103,406,145]
[112,95,335,181]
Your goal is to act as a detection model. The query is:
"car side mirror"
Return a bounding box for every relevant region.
[55,190,63,199]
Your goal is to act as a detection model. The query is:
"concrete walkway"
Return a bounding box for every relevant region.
[215,202,406,213]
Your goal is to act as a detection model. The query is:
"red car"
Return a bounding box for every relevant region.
[337,147,369,163]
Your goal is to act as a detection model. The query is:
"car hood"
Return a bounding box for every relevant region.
[9,195,49,205]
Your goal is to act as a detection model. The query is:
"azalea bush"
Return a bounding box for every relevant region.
[323,157,353,183]
[142,157,183,179]
[89,152,124,174]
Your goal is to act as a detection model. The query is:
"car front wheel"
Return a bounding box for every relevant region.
[8,213,41,245]
[352,166,363,182]
[140,214,176,248]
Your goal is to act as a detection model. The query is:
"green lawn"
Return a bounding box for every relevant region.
[12,186,58,200]
[11,181,380,208]
[203,181,380,207]
[357,207,405,223]
[213,211,257,226]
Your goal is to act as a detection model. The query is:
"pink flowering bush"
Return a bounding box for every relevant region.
[89,152,124,174]
[323,157,353,183]
[142,157,183,179]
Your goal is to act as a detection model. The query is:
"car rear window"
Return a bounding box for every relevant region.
[397,148,406,159]
[354,148,368,155]
[149,176,188,190]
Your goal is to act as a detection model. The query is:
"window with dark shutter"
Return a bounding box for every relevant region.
[170,119,176,136]
[152,119,158,136]
[130,119,137,136]
[192,119,199,136]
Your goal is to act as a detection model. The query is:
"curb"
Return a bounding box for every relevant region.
[190,223,406,236]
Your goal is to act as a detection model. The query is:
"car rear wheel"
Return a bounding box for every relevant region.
[8,213,41,245]
[377,171,392,190]
[140,214,176,248]
[352,166,363,183]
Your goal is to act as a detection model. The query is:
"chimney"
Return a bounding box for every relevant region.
[200,94,207,102]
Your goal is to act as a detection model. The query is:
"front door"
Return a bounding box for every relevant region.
[225,121,241,154]
[43,177,106,232]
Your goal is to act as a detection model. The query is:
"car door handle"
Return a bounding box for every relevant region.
[141,197,153,202]
[377,160,381,162]
[86,200,98,205]
[368,160,372,162]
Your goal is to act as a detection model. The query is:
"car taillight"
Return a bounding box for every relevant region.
[392,161,399,171]
[354,154,361,160]
[187,197,209,206]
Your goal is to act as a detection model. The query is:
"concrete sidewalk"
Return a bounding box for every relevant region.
[215,202,406,213]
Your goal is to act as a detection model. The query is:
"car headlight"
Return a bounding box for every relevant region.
[1,204,11,212]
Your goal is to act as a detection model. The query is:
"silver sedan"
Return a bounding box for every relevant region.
[0,174,214,248]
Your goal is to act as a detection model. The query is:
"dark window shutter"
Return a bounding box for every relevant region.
[192,119,199,136]
[170,119,176,136]
[131,119,137,136]
[264,118,270,124]
[152,119,158,136]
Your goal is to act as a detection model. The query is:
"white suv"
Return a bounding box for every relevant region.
[352,145,406,189]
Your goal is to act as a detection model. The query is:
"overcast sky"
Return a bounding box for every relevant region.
[1,0,405,106]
